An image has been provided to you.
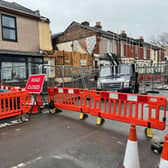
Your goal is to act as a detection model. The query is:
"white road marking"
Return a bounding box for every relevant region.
[11,156,43,168]
[51,155,63,159]
[0,120,19,128]
[117,141,124,145]
[11,120,19,124]
[0,119,28,129]
[17,163,25,167]
[16,128,21,132]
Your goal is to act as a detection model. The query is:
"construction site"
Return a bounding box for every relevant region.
[1,49,168,168]
[0,58,168,168]
[0,0,168,168]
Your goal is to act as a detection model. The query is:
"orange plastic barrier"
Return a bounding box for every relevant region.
[48,88,167,130]
[0,91,29,119]
[90,91,167,130]
[0,85,17,91]
[48,88,90,113]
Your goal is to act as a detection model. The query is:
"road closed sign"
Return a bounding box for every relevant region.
[25,74,45,94]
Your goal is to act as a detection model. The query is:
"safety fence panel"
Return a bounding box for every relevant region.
[89,91,167,130]
[48,88,167,130]
[0,91,29,119]
[0,85,17,91]
[138,74,164,82]
[48,88,90,112]
[0,84,45,114]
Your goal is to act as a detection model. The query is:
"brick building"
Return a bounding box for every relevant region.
[52,21,165,68]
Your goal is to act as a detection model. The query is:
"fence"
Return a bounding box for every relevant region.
[0,85,18,91]
[48,87,167,130]
[136,63,168,93]
[1,63,168,94]
[0,90,29,119]
[0,65,98,91]
[49,51,93,67]
[53,66,98,89]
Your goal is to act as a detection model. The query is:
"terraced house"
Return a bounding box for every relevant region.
[0,0,52,82]
[52,21,165,68]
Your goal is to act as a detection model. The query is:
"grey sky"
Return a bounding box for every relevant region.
[8,0,168,41]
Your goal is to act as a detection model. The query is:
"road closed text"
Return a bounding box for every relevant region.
[27,85,41,90]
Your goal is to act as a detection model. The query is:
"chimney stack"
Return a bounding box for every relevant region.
[81,21,90,26]
[140,36,144,40]
[121,30,127,38]
[121,30,126,34]
[139,36,144,44]
[35,10,40,16]
[95,21,102,29]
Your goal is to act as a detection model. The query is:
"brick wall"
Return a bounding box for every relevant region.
[57,24,96,43]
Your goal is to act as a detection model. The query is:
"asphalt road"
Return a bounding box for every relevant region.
[0,110,167,168]
[0,89,168,168]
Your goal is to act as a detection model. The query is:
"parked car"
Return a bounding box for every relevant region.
[97,64,139,93]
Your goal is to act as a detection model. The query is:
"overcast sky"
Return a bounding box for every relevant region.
[7,0,168,41]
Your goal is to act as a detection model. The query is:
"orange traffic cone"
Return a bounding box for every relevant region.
[159,135,168,168]
[123,124,140,168]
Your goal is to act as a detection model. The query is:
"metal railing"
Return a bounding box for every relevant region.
[1,63,168,94]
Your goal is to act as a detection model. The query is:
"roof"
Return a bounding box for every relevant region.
[52,32,64,39]
[0,0,49,20]
[53,21,164,50]
[64,21,121,41]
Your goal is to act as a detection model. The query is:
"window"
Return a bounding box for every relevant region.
[144,47,147,59]
[159,50,162,61]
[100,66,112,77]
[107,40,111,53]
[154,51,156,61]
[1,62,26,81]
[120,42,124,57]
[136,46,138,58]
[72,41,78,51]
[120,64,131,75]
[1,14,17,41]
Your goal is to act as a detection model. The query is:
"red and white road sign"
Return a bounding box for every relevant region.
[25,74,45,94]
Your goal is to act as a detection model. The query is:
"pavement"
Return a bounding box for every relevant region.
[0,89,168,168]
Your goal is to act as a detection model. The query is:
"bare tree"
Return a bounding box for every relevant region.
[150,32,168,47]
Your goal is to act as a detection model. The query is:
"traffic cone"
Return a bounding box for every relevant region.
[123,124,140,168]
[159,135,168,168]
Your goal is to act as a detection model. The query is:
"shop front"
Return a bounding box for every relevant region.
[0,54,44,83]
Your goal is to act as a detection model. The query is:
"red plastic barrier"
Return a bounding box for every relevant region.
[0,85,17,91]
[90,91,167,130]
[0,91,29,119]
[139,75,144,82]
[48,88,89,112]
[48,88,167,130]
[139,74,164,82]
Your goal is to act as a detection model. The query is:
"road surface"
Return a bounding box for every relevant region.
[0,89,168,168]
